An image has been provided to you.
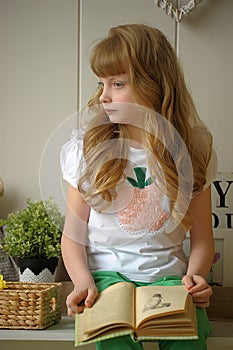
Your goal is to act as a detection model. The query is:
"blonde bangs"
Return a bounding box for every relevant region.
[90,36,128,77]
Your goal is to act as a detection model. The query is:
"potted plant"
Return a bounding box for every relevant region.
[0,197,64,282]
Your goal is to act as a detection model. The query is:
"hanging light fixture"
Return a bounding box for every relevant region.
[153,0,205,22]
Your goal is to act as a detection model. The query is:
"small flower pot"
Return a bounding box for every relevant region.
[18,257,59,283]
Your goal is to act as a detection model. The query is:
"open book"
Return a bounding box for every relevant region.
[75,282,198,346]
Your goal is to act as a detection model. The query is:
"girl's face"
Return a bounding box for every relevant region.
[98,74,136,124]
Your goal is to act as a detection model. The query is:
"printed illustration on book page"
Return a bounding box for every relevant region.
[136,285,189,328]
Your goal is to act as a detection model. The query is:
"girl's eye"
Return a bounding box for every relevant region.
[98,81,104,88]
[113,81,124,88]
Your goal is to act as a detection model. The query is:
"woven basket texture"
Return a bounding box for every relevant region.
[0,282,62,329]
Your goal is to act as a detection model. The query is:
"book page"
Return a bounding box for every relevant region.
[80,282,135,335]
[135,285,189,328]
[136,296,197,338]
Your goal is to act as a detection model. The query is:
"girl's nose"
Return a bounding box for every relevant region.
[99,89,112,103]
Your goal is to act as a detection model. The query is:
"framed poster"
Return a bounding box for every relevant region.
[211,173,233,229]
[211,229,233,287]
[184,229,233,287]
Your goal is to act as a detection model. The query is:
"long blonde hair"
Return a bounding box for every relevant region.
[78,24,213,230]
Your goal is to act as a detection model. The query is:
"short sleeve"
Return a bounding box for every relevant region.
[203,148,218,190]
[60,129,85,188]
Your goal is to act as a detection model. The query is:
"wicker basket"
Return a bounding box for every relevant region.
[0,282,62,329]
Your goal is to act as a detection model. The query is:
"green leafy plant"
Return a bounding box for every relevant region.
[0,198,64,259]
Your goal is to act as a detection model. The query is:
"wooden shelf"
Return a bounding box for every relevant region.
[0,317,74,341]
[0,317,232,343]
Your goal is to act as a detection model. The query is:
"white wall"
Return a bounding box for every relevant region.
[179,0,233,172]
[0,0,77,217]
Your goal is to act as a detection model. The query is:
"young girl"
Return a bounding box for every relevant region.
[60,24,217,350]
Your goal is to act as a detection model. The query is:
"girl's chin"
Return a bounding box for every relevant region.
[108,116,126,124]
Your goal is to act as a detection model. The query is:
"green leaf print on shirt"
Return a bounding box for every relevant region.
[126,167,153,188]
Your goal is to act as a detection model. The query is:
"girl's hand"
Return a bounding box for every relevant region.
[182,274,213,308]
[66,280,98,318]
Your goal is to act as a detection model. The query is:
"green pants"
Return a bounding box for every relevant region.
[92,271,212,350]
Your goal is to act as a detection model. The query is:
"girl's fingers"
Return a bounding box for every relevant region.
[182,275,194,290]
[85,287,98,308]
[182,274,213,308]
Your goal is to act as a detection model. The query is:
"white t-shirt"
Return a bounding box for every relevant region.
[60,129,217,283]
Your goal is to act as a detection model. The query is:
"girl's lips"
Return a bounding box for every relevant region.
[105,109,116,114]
